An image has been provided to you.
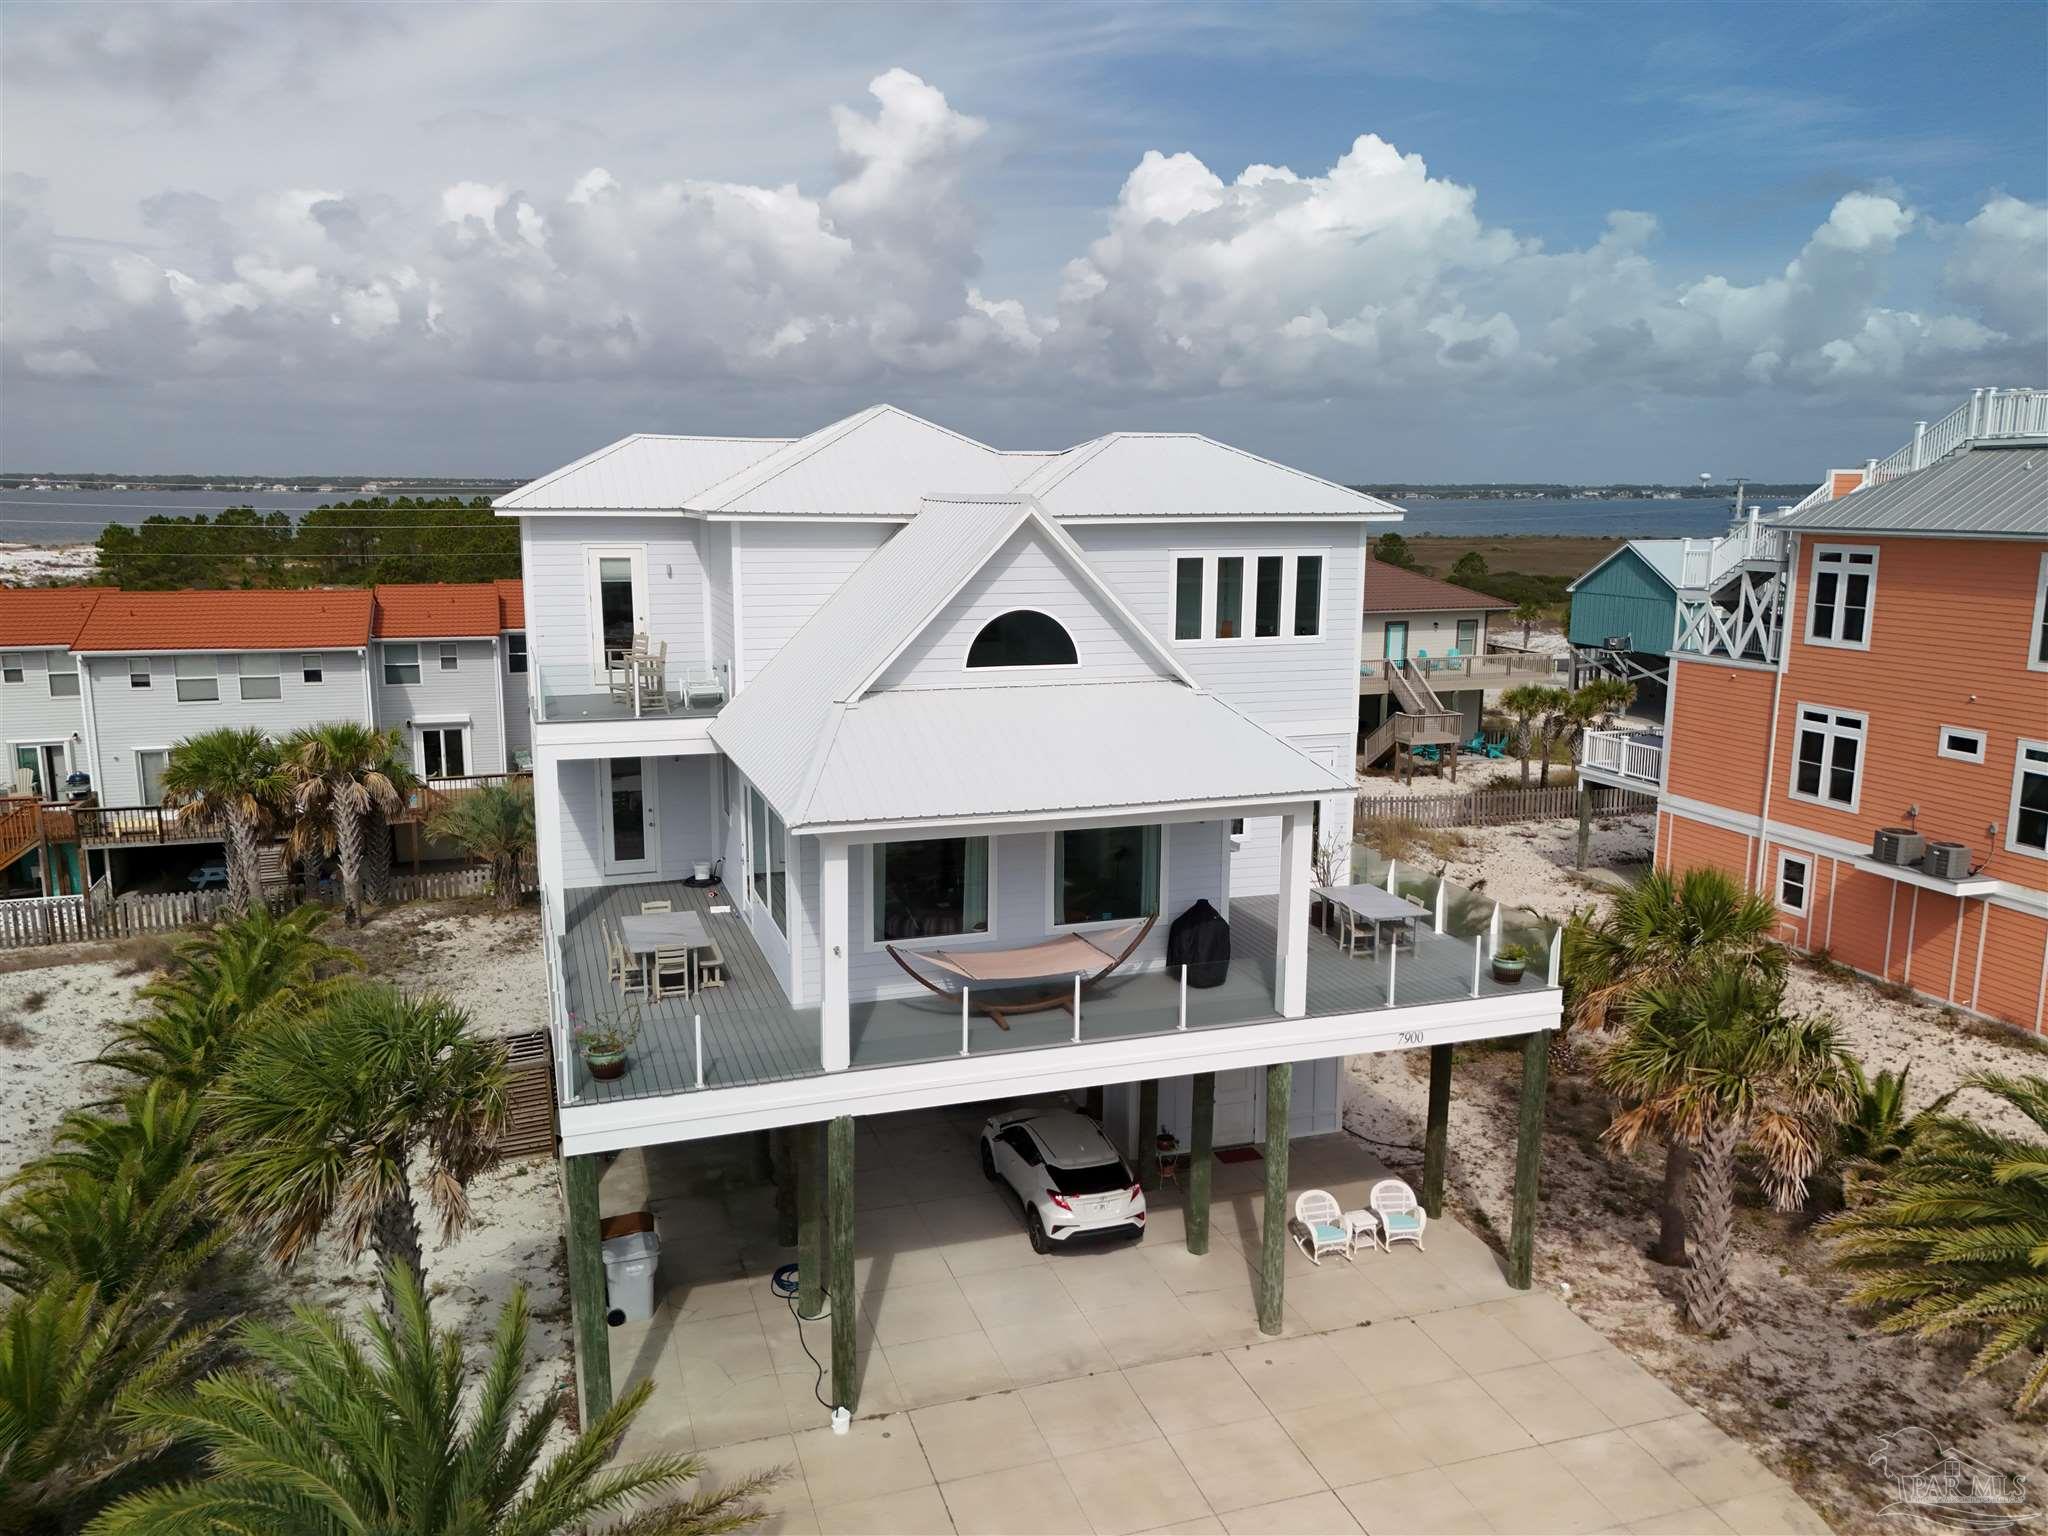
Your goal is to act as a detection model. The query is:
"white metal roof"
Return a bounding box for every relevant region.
[1014,433,1404,521]
[709,491,1343,828]
[684,405,1019,518]
[791,680,1352,830]
[493,434,790,512]
[497,407,1404,523]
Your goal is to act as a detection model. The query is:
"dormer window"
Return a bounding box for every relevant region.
[966,610,1077,669]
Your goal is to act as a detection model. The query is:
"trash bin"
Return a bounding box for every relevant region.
[601,1229,659,1326]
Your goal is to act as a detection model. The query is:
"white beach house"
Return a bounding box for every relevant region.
[498,406,1564,1419]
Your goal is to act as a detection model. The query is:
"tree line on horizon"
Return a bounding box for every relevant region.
[91,497,518,590]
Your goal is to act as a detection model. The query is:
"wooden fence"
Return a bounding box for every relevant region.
[1354,782,1654,830]
[0,865,536,951]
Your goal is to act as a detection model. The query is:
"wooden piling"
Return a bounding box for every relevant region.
[1137,1079,1161,1191]
[1187,1071,1214,1255]
[1422,1044,1452,1219]
[1258,1062,1293,1335]
[1509,1030,1551,1289]
[797,1121,824,1319]
[828,1115,857,1410]
[561,1154,613,1424]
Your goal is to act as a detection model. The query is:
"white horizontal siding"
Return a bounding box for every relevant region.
[372,640,505,774]
[521,516,707,693]
[873,524,1171,692]
[1228,732,1353,899]
[1363,609,1491,663]
[558,753,717,890]
[2,652,87,763]
[83,651,368,804]
[736,522,891,690]
[1070,521,1365,729]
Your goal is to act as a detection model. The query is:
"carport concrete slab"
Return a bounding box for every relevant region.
[596,1101,1821,1536]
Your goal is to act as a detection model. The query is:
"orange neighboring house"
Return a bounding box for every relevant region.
[1580,389,2048,1035]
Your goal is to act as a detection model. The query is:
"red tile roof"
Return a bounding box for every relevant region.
[371,583,502,639]
[73,588,374,653]
[494,578,525,630]
[1362,560,1513,614]
[0,587,114,648]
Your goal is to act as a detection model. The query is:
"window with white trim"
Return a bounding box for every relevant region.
[439,642,459,672]
[506,633,528,674]
[418,725,466,779]
[2009,740,2048,859]
[1171,552,1326,642]
[1806,545,1878,648]
[872,837,990,942]
[302,654,323,683]
[383,643,420,685]
[1053,824,1161,926]
[965,611,1076,668]
[174,654,218,703]
[0,654,21,684]
[46,652,78,698]
[238,652,281,701]
[2030,552,2048,672]
[1936,726,1986,764]
[129,657,151,688]
[1790,705,1865,811]
[1776,852,1810,916]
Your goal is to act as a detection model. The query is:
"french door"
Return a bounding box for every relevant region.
[1384,621,1409,663]
[602,757,659,876]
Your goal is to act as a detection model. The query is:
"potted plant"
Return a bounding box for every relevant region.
[572,1004,643,1081]
[1491,943,1530,985]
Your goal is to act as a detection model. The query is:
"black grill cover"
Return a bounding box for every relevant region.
[1168,899,1231,988]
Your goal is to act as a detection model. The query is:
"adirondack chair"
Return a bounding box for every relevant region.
[1371,1179,1427,1250]
[1292,1190,1354,1266]
[1481,735,1509,760]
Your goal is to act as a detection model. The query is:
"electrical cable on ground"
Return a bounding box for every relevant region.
[770,1267,834,1410]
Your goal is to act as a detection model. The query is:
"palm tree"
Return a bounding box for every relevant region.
[280,722,417,927]
[0,1086,222,1303]
[96,905,354,1096]
[207,985,505,1316]
[158,728,288,913]
[1577,676,1638,730]
[89,1263,774,1536]
[426,780,536,911]
[1600,970,1854,1334]
[1564,867,1784,1262]
[1827,1073,2048,1413]
[1834,1062,1953,1206]
[1531,686,1575,786]
[1498,683,1553,788]
[1511,599,1547,648]
[0,1282,218,1534]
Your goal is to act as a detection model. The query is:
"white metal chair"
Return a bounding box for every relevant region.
[1371,1179,1427,1251]
[1292,1190,1354,1266]
[682,664,726,710]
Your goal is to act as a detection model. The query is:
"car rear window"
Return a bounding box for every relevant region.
[1047,1158,1133,1196]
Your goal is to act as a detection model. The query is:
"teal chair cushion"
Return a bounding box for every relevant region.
[1311,1222,1348,1245]
[1382,1211,1422,1233]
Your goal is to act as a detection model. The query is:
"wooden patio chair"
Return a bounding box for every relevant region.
[651,944,692,1000]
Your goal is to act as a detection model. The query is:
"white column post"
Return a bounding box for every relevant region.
[1275,803,1311,1018]
[532,748,568,937]
[820,835,851,1072]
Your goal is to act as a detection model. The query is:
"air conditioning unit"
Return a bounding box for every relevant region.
[1922,842,1971,880]
[1872,828,1926,865]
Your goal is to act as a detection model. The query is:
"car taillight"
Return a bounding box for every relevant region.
[1128,1184,1143,1200]
[1046,1189,1072,1211]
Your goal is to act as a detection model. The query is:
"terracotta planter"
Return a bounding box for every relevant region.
[583,1048,628,1081]
[1491,958,1527,985]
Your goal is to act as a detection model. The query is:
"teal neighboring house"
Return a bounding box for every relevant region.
[1566,540,1684,702]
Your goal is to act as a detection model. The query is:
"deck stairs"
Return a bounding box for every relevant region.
[0,799,44,877]
[1363,662,1465,768]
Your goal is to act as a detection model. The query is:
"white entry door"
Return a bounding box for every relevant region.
[601,757,659,876]
[1212,1068,1262,1146]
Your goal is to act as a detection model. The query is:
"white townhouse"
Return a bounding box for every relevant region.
[501,406,1567,1424]
[0,581,530,894]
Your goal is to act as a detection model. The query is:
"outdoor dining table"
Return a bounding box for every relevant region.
[1312,882,1425,946]
[617,910,711,999]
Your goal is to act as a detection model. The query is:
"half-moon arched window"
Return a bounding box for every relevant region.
[965,609,1078,668]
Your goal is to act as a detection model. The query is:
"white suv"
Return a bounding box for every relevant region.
[979,1108,1146,1253]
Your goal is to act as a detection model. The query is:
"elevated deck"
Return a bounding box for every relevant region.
[556,878,1549,1109]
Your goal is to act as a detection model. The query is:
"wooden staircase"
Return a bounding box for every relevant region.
[0,799,43,877]
[1362,662,1464,773]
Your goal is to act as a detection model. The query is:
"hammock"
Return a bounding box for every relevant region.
[888,914,1157,1031]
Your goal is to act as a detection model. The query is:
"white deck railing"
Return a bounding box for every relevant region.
[1676,518,1789,590]
[1580,729,1664,786]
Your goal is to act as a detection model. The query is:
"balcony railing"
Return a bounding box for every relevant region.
[1676,519,1788,591]
[1579,729,1664,788]
[529,653,728,726]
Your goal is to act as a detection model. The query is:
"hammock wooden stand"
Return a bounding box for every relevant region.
[887,914,1158,1030]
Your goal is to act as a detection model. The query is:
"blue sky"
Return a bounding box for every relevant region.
[2,1,2042,482]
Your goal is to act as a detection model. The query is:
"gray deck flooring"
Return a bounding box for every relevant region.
[561,883,1540,1107]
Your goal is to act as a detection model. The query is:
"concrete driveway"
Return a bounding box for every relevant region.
[596,1101,1826,1535]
